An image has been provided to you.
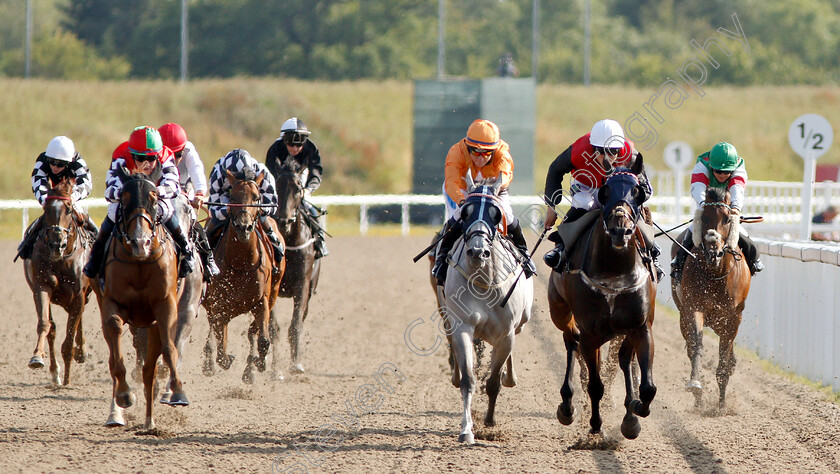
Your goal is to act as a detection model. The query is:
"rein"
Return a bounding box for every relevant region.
[42,195,87,260]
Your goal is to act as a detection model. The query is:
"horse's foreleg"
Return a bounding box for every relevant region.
[717,333,737,410]
[581,343,605,435]
[288,289,311,374]
[451,328,476,444]
[484,337,513,428]
[46,309,61,386]
[618,336,642,439]
[157,298,188,407]
[681,310,704,406]
[29,290,51,370]
[203,317,218,376]
[143,327,162,430]
[60,299,85,386]
[73,309,85,363]
[101,311,134,409]
[130,327,148,383]
[243,318,259,385]
[268,306,284,381]
[630,325,657,423]
[557,331,579,426]
[213,317,235,370]
[255,301,271,372]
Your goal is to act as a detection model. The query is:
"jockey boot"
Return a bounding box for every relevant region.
[543,241,566,271]
[314,231,329,259]
[259,214,285,274]
[738,233,764,275]
[670,229,694,283]
[508,218,536,278]
[432,219,462,285]
[83,217,115,278]
[163,215,195,279]
[15,216,44,261]
[651,243,665,281]
[193,222,220,281]
[204,218,225,249]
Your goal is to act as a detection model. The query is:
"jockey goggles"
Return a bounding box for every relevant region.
[131,153,157,163]
[47,158,68,168]
[283,133,308,146]
[712,168,733,176]
[467,145,494,157]
[593,146,622,156]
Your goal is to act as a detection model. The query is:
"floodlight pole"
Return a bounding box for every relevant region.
[437,0,445,78]
[180,0,188,82]
[25,0,32,79]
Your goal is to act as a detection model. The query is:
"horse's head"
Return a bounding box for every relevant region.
[42,177,76,259]
[226,168,264,242]
[694,187,738,267]
[118,168,159,259]
[460,175,504,268]
[273,157,305,233]
[597,158,645,249]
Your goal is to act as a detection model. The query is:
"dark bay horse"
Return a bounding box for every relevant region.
[23,178,92,386]
[671,187,751,409]
[94,170,188,430]
[547,164,657,440]
[202,170,284,384]
[270,156,321,377]
[439,176,533,444]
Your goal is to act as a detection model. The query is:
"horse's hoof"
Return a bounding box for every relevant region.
[242,369,254,385]
[556,404,575,425]
[254,358,266,373]
[105,415,125,427]
[629,399,650,418]
[501,370,517,388]
[218,354,235,370]
[202,359,215,377]
[272,372,285,381]
[74,351,86,364]
[483,417,496,428]
[458,433,475,444]
[50,369,62,387]
[290,364,305,375]
[28,356,45,369]
[686,380,702,392]
[621,412,642,439]
[159,391,172,404]
[144,419,155,430]
[163,391,189,406]
[115,391,136,409]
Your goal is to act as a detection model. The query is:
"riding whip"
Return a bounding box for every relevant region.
[500,228,549,308]
[413,229,448,263]
[651,220,695,258]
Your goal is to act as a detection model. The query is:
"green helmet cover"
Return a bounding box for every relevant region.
[708,142,741,172]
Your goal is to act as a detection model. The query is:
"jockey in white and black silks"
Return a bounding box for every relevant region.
[83,126,196,279]
[158,122,220,281]
[205,148,285,273]
[541,119,659,275]
[670,141,764,281]
[431,118,537,286]
[16,136,98,260]
[265,116,329,259]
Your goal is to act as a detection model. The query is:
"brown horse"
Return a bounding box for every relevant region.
[202,170,284,384]
[270,157,321,377]
[547,165,657,440]
[94,170,188,430]
[671,187,751,409]
[23,177,92,386]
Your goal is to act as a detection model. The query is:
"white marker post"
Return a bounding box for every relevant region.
[663,141,694,222]
[789,114,833,240]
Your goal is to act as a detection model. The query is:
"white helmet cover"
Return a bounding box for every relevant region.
[45,136,76,162]
[281,117,310,136]
[589,119,625,149]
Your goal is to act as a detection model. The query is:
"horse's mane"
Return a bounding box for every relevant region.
[704,186,728,204]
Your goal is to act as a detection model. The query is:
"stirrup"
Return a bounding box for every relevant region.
[431,260,446,285]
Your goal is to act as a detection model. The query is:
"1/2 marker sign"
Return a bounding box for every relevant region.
[789,114,833,160]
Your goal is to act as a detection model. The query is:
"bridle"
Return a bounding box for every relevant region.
[273,164,305,226]
[117,176,160,247]
[697,200,742,280]
[42,195,84,259]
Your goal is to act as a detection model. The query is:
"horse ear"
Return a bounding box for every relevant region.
[255,172,265,186]
[597,185,610,206]
[117,165,131,180]
[464,172,475,192]
[630,152,644,175]
[493,178,503,195]
[225,169,237,184]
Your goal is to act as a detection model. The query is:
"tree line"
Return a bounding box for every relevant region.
[1,0,839,85]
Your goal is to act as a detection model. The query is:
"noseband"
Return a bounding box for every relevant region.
[118,177,160,244]
[274,165,305,225]
[43,195,82,258]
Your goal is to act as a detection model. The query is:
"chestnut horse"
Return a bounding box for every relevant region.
[671,187,751,409]
[23,177,93,386]
[270,156,321,377]
[547,164,657,440]
[94,170,188,430]
[202,170,284,384]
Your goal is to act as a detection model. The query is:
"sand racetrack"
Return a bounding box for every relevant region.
[0,236,839,473]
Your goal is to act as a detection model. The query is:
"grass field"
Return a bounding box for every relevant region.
[3,78,840,238]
